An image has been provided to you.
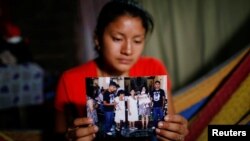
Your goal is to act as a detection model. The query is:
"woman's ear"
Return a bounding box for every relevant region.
[94,34,100,51]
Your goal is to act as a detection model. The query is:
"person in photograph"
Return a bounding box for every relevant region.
[127,89,139,130]
[87,96,98,124]
[150,80,166,129]
[103,81,117,135]
[55,0,189,140]
[138,86,151,129]
[115,84,122,96]
[95,87,105,112]
[86,79,99,124]
[93,82,101,98]
[114,90,126,132]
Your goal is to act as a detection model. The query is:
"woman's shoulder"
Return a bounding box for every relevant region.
[136,56,164,65]
[130,56,167,76]
[61,60,97,79]
[129,95,134,98]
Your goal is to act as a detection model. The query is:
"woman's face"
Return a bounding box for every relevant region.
[100,15,145,75]
[142,87,146,92]
[130,89,135,96]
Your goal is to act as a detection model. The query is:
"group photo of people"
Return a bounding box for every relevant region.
[86,75,168,138]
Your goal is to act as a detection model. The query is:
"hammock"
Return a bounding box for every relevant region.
[173,47,250,141]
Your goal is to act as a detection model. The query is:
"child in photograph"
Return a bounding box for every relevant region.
[127,89,139,130]
[114,90,126,131]
[138,86,151,129]
[87,96,98,124]
[95,87,105,113]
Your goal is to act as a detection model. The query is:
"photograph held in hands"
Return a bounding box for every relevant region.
[85,75,168,139]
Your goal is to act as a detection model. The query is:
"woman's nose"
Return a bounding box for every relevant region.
[121,41,132,55]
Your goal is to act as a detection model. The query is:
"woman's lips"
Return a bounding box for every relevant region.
[118,58,132,64]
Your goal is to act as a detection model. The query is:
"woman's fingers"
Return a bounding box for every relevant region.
[158,121,186,135]
[165,115,188,127]
[76,134,96,141]
[75,125,98,137]
[156,128,184,141]
[156,134,171,141]
[66,117,99,141]
[66,125,98,140]
[163,115,189,135]
[73,117,94,127]
[155,114,189,141]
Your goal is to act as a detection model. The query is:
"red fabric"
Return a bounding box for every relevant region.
[55,56,171,116]
[185,52,250,141]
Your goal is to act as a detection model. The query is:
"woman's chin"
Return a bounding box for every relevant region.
[114,65,131,75]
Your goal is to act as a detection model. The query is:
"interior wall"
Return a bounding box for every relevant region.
[0,0,79,75]
[1,0,250,91]
[139,0,250,91]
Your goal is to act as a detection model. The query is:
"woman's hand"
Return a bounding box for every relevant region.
[156,114,189,141]
[66,117,99,141]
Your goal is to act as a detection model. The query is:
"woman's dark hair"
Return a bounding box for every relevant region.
[141,86,148,94]
[95,0,154,52]
[117,89,125,96]
[129,89,136,96]
[155,80,161,84]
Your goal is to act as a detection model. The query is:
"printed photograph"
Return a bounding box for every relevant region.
[85,75,168,139]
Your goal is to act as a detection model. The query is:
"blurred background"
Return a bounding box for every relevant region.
[0,0,249,141]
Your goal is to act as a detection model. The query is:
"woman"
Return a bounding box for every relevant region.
[87,96,98,124]
[127,89,139,130]
[55,0,189,140]
[138,86,151,129]
[114,90,126,132]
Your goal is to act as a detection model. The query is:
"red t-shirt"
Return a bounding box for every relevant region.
[55,56,171,116]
